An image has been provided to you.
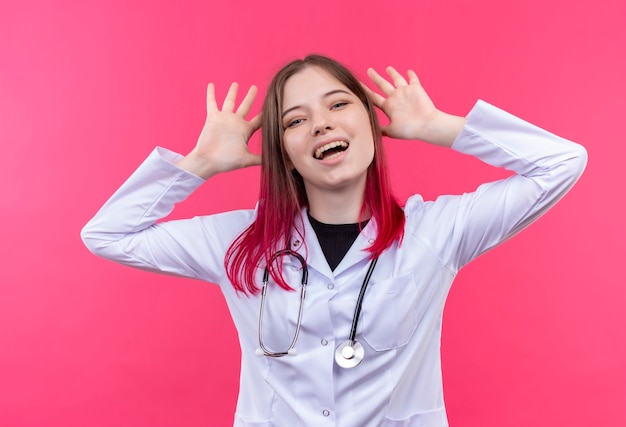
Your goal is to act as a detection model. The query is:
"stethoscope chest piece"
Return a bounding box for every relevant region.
[335,340,364,369]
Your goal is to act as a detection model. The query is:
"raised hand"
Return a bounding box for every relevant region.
[177,82,262,179]
[364,67,465,147]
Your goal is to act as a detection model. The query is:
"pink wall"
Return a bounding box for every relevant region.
[1,0,624,425]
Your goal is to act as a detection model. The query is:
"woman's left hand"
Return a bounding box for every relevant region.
[364,67,465,147]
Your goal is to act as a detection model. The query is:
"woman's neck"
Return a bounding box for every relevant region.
[305,184,369,224]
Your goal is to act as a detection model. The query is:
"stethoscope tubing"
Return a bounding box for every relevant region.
[347,256,378,342]
[257,250,308,357]
[256,249,379,369]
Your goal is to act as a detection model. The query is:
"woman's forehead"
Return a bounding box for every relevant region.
[282,66,354,108]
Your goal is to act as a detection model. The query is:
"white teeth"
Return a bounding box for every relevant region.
[315,141,348,159]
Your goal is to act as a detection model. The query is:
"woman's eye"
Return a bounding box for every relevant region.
[331,102,348,109]
[286,118,303,128]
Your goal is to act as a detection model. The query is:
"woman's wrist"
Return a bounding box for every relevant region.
[175,150,217,180]
[419,111,467,147]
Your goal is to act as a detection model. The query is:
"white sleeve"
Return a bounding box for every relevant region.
[80,147,255,284]
[405,100,588,271]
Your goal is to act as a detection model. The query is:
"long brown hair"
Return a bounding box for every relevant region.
[225,55,405,294]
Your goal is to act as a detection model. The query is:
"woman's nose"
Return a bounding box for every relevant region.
[311,114,335,136]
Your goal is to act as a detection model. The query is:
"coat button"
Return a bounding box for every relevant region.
[327,283,335,290]
[322,409,330,417]
[321,339,328,346]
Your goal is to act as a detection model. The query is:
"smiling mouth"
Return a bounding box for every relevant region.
[314,141,349,160]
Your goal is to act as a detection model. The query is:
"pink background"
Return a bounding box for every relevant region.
[1,0,624,425]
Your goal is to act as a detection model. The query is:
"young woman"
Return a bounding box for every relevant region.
[82,55,587,426]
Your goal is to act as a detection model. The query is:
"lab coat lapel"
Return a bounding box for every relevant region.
[291,210,333,278]
[332,218,378,276]
[291,209,378,278]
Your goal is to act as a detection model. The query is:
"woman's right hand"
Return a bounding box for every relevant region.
[176,82,262,179]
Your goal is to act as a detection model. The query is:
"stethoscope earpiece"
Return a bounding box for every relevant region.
[255,348,298,357]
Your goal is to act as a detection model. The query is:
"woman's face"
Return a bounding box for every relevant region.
[281,66,375,196]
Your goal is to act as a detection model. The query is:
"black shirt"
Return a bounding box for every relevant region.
[308,212,369,271]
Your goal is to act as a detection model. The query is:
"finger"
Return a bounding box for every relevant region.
[407,70,421,85]
[206,83,218,113]
[248,113,262,133]
[367,67,395,95]
[222,82,239,112]
[386,66,408,87]
[244,152,262,167]
[236,85,258,116]
[360,81,386,108]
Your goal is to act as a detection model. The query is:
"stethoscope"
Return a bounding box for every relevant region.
[255,249,378,369]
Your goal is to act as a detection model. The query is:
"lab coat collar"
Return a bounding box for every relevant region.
[291,207,378,278]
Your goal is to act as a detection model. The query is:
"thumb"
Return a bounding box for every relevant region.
[243,153,262,168]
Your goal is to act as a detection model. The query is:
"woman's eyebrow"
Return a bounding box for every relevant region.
[281,89,352,119]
